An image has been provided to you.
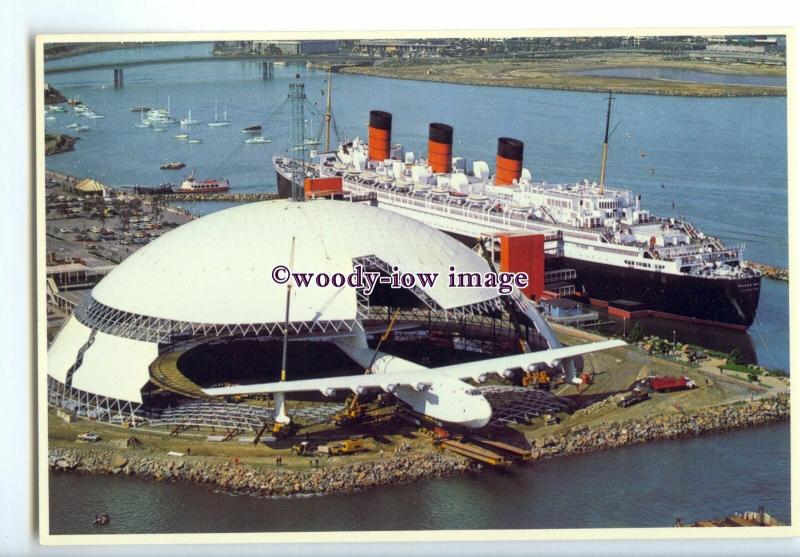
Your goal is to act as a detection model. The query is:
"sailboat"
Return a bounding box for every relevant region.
[180,109,200,126]
[303,116,321,146]
[208,101,230,127]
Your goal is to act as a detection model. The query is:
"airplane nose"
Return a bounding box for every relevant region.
[464,398,493,429]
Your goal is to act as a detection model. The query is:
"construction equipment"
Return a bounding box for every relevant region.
[543,413,560,425]
[332,310,402,427]
[290,441,317,456]
[523,369,552,390]
[317,437,366,456]
[332,394,368,426]
[617,388,649,408]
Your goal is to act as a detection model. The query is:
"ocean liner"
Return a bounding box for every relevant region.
[273,98,761,330]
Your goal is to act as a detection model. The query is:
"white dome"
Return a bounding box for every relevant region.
[92,199,498,325]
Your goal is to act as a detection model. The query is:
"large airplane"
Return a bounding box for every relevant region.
[203,333,626,429]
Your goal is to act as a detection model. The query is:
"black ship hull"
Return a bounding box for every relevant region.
[555,257,761,329]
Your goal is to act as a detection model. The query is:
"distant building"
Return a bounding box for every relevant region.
[252,40,339,56]
[540,298,583,319]
[706,43,766,54]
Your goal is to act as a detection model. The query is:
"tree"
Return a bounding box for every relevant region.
[626,323,643,343]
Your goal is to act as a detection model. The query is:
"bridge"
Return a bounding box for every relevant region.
[44,54,376,75]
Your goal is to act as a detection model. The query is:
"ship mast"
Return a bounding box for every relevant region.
[324,67,333,152]
[599,91,614,195]
[280,236,296,382]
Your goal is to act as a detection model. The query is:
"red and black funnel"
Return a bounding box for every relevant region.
[368,110,392,161]
[496,137,524,186]
[428,123,453,174]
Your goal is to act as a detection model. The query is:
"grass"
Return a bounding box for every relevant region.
[341,52,786,97]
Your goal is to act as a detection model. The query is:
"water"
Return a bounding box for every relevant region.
[43,47,789,370]
[572,67,787,87]
[49,422,790,534]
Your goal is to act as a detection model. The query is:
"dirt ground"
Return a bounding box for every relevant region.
[340,53,786,97]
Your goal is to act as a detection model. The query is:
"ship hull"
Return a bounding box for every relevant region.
[556,257,761,329]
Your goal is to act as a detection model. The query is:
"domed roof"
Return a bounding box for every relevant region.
[91,199,499,326]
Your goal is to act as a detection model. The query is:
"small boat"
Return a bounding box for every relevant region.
[179,171,230,193]
[245,136,270,144]
[130,106,150,112]
[151,127,167,132]
[47,105,67,113]
[304,138,321,146]
[75,125,90,132]
[93,511,111,526]
[207,101,230,127]
[67,98,81,106]
[242,124,262,133]
[188,138,202,144]
[86,113,105,119]
[160,161,186,170]
[45,115,56,121]
[174,133,189,140]
[66,122,80,129]
[180,110,200,126]
[74,104,88,113]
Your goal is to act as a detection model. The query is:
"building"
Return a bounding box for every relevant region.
[540,298,583,319]
[47,199,560,425]
[251,40,339,56]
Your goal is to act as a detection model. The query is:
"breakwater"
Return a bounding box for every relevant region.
[142,192,279,202]
[49,448,473,497]
[49,395,788,497]
[747,261,788,282]
[530,395,789,459]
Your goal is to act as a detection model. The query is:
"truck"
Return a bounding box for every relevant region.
[648,375,696,393]
[317,438,366,456]
[617,388,650,408]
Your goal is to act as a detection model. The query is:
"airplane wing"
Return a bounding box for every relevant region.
[437,339,626,382]
[202,369,440,397]
[202,339,625,397]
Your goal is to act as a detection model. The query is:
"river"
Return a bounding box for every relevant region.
[43,43,789,372]
[48,422,790,534]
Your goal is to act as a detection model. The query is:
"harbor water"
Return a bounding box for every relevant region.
[44,44,789,372]
[49,422,790,534]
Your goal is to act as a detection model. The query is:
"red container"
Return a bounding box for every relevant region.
[649,376,689,392]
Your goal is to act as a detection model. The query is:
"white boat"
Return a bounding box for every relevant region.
[86,113,105,119]
[207,101,230,127]
[66,122,79,129]
[47,105,67,113]
[245,136,270,144]
[151,127,167,132]
[304,138,321,146]
[180,109,200,126]
[188,138,202,144]
[75,125,90,132]
[134,111,151,128]
[174,133,189,140]
[73,104,88,113]
[45,115,56,121]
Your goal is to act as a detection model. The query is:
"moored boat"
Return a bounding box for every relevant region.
[160,161,186,170]
[178,172,230,193]
[242,124,262,133]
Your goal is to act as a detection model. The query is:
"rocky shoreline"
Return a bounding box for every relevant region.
[45,134,79,156]
[49,395,788,497]
[49,447,474,498]
[529,395,789,459]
